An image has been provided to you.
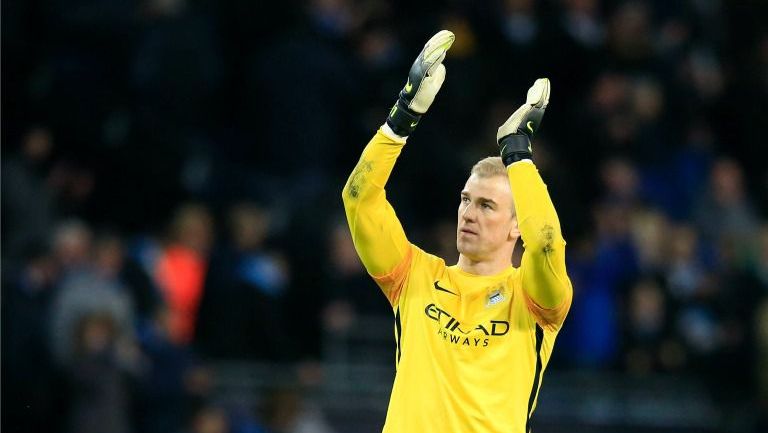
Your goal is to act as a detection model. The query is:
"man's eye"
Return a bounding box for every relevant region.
[482,203,492,209]
[461,197,470,203]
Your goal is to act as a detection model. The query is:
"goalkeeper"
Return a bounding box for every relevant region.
[342,30,573,433]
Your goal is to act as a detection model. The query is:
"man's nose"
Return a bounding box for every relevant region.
[462,204,476,221]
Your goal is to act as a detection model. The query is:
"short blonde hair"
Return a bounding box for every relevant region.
[469,156,515,217]
[470,156,506,178]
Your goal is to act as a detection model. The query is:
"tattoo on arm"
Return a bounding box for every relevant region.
[540,224,554,254]
[347,159,373,199]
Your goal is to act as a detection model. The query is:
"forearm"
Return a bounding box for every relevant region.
[342,126,411,278]
[508,161,570,309]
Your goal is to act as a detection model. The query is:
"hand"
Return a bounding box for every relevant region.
[497,78,551,165]
[386,30,455,137]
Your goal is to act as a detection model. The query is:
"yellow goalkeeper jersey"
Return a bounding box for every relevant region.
[342,128,573,433]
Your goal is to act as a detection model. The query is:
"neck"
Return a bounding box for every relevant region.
[456,241,517,276]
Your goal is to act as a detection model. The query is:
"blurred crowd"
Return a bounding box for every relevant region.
[3,0,768,432]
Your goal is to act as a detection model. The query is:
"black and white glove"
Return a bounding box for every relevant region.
[497,78,551,165]
[385,30,455,137]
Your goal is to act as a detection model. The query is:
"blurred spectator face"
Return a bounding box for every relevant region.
[22,127,53,162]
[171,204,214,254]
[631,209,669,270]
[24,253,59,292]
[228,203,269,251]
[53,220,93,269]
[330,222,361,275]
[561,0,603,47]
[711,158,745,205]
[593,202,631,239]
[94,234,125,278]
[608,1,651,60]
[308,0,357,37]
[192,406,229,433]
[667,224,713,300]
[658,19,691,54]
[687,48,724,101]
[629,280,666,338]
[669,224,698,262]
[323,299,354,332]
[358,27,399,68]
[592,73,629,111]
[632,78,664,122]
[590,71,639,145]
[76,313,117,356]
[262,388,301,432]
[600,157,639,200]
[502,0,537,45]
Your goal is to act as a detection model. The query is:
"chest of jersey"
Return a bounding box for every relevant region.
[405,268,537,364]
[386,264,544,433]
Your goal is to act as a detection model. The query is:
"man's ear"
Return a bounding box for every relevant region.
[509,216,521,240]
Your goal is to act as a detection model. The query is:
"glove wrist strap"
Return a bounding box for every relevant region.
[386,99,422,137]
[499,134,533,166]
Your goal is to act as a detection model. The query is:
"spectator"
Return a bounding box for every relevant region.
[132,0,223,132]
[94,230,162,321]
[154,203,214,345]
[195,202,292,361]
[50,270,135,370]
[136,305,212,433]
[622,277,685,374]
[182,403,231,433]
[321,221,391,363]
[2,127,57,266]
[256,385,335,433]
[52,219,94,277]
[694,158,761,251]
[1,243,61,433]
[65,311,140,433]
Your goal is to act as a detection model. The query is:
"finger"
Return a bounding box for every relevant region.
[526,78,550,108]
[423,30,455,74]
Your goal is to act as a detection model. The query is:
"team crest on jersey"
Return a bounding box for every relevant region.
[487,289,505,307]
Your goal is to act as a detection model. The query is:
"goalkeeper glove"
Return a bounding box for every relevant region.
[386,30,455,137]
[497,78,551,165]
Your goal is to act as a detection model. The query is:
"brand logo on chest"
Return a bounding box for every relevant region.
[487,289,505,307]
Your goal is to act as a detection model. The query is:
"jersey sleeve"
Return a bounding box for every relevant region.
[507,161,573,330]
[342,127,414,307]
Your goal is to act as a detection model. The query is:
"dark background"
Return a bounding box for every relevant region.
[3,0,768,432]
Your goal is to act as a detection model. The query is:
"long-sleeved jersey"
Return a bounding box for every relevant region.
[341,127,573,433]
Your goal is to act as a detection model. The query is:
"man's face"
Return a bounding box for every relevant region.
[456,174,518,261]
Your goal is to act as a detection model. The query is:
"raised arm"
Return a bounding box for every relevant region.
[498,79,572,329]
[342,127,411,281]
[341,30,454,305]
